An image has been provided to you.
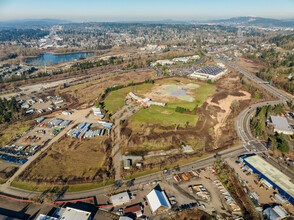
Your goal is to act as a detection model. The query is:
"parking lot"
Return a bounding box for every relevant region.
[100,166,242,219]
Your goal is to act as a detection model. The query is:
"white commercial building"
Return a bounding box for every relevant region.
[147,188,171,213]
[36,207,91,220]
[151,60,175,67]
[111,192,131,206]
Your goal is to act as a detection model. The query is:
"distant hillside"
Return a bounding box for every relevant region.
[0,19,70,28]
[209,16,294,28]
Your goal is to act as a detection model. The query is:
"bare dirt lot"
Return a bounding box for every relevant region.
[206,90,251,148]
[236,57,266,75]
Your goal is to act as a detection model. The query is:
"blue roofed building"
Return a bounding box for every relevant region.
[240,154,294,205]
[147,185,171,213]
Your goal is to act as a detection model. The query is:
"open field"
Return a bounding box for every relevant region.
[236,57,266,75]
[58,69,155,106]
[21,136,110,183]
[104,78,215,116]
[104,77,215,127]
[145,78,216,110]
[130,105,199,127]
[129,78,215,128]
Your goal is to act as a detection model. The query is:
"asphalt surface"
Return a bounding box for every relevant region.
[0,58,294,201]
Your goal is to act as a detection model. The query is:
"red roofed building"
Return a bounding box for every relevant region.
[123,204,143,217]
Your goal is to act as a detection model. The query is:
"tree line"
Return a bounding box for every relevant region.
[0,97,23,124]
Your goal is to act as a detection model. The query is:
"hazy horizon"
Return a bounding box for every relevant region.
[1,0,294,22]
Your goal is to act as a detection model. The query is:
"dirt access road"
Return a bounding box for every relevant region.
[111,97,142,181]
[0,107,92,191]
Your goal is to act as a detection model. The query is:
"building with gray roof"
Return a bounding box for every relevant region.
[270,116,294,135]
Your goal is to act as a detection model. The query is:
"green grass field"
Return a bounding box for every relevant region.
[130,105,199,127]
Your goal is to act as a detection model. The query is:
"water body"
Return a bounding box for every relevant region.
[26,52,97,66]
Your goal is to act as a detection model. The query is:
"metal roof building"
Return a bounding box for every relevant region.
[147,187,171,213]
[36,207,91,220]
[111,192,131,206]
[263,205,288,220]
[241,154,294,204]
[190,65,228,81]
[52,207,91,220]
[270,116,294,135]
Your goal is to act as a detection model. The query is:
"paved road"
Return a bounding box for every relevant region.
[225,60,294,180]
[0,145,246,200]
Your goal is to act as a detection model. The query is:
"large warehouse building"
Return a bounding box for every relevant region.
[189,65,228,81]
[240,154,294,204]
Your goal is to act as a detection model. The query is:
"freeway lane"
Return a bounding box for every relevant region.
[222,60,291,102]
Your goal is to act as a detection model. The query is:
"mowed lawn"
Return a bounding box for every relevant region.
[130,105,199,127]
[26,137,106,181]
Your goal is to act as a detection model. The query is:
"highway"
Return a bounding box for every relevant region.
[0,58,293,202]
[224,60,294,180]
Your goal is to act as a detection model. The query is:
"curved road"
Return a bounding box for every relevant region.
[0,58,293,201]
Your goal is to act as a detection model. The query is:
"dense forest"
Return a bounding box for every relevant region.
[269,34,294,50]
[0,97,23,124]
[0,29,49,43]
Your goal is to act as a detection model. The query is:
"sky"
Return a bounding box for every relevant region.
[0,0,294,22]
